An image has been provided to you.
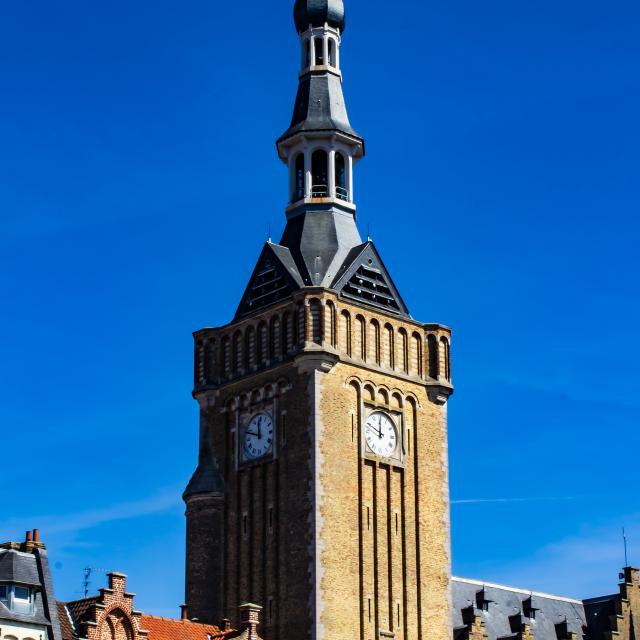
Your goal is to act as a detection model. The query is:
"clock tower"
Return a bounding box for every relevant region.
[183,1,454,639]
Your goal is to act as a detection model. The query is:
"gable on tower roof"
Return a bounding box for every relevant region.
[332,241,410,317]
[235,243,304,319]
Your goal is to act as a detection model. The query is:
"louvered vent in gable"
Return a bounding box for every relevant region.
[342,264,402,313]
[242,257,293,315]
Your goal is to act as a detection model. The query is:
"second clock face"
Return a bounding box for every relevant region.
[244,413,274,460]
[365,411,398,458]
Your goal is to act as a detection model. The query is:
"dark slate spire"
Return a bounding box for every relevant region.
[294,0,346,34]
[275,0,365,288]
[235,0,409,318]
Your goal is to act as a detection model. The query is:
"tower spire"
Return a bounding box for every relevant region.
[276,0,365,287]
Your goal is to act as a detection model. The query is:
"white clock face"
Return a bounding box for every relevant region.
[243,413,274,460]
[365,411,398,457]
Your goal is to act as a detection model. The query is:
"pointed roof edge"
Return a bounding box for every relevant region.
[233,242,304,321]
[331,241,411,318]
[183,455,225,501]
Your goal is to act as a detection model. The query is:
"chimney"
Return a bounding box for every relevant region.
[26,531,32,542]
[222,619,231,632]
[239,603,262,640]
[33,529,40,542]
[180,605,188,621]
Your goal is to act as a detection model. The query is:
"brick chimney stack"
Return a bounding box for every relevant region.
[107,572,128,594]
[238,603,262,640]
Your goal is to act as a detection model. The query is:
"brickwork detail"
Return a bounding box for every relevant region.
[66,573,148,640]
[186,290,453,640]
[607,567,640,640]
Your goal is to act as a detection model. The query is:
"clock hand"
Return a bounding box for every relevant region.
[367,422,383,438]
[246,430,259,437]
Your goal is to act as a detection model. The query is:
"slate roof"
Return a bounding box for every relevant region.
[0,549,41,586]
[452,577,587,639]
[332,241,410,317]
[278,72,362,145]
[183,454,225,499]
[583,593,619,639]
[0,546,63,640]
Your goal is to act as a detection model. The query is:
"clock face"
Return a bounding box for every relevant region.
[243,413,274,460]
[365,411,398,458]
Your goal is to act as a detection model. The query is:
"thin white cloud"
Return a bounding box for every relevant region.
[452,496,578,505]
[0,487,182,541]
[463,515,640,599]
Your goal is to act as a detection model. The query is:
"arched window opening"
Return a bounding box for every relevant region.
[232,331,242,375]
[335,153,348,200]
[282,312,292,354]
[293,153,305,201]
[385,324,395,369]
[311,149,328,197]
[340,310,352,356]
[270,317,281,361]
[257,322,268,367]
[427,334,439,379]
[412,332,423,378]
[355,315,366,360]
[314,36,324,65]
[245,326,255,371]
[440,336,451,381]
[309,299,323,345]
[326,301,337,346]
[328,38,336,67]
[399,329,408,373]
[370,320,381,365]
[221,336,231,379]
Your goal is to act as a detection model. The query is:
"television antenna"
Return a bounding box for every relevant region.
[83,567,111,598]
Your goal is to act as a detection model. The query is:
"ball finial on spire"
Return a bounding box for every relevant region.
[293,0,346,34]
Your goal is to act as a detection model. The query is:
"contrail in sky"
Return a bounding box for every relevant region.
[451,496,578,505]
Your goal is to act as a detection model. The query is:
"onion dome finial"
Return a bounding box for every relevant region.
[293,0,346,34]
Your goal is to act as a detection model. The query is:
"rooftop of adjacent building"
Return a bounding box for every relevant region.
[0,530,63,640]
[452,567,640,640]
[56,570,262,640]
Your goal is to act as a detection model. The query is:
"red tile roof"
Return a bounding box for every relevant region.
[57,602,77,640]
[140,615,228,640]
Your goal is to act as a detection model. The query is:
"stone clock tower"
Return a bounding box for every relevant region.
[183,1,454,639]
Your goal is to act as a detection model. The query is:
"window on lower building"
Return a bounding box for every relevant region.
[0,584,33,614]
[14,586,30,601]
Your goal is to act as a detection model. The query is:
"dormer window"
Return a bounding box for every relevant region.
[523,596,538,620]
[476,589,493,612]
[0,584,34,614]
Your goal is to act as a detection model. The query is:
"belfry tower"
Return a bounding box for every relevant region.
[184,1,454,639]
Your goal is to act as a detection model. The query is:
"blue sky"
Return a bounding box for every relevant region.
[1,0,639,616]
